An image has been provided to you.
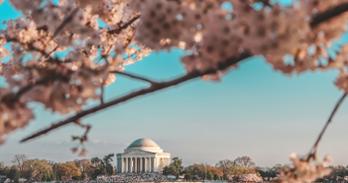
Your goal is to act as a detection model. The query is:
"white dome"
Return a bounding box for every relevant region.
[126,138,163,153]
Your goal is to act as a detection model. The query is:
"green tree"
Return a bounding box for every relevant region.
[163,157,183,179]
[103,154,114,176]
[7,166,20,182]
[184,164,223,181]
[91,157,104,178]
[256,167,278,181]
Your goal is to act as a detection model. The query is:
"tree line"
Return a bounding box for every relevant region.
[0,154,115,182]
[163,157,348,182]
[163,156,260,181]
[1,154,348,182]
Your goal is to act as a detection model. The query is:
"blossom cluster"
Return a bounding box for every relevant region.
[0,0,148,141]
[132,0,348,80]
[279,153,332,183]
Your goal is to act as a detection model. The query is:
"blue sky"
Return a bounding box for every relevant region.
[1,0,348,167]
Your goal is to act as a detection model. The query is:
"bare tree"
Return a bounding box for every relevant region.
[12,154,27,177]
[234,156,255,168]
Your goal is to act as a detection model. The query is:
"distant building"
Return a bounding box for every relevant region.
[116,138,171,173]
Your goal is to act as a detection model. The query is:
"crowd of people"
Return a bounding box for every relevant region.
[96,173,170,183]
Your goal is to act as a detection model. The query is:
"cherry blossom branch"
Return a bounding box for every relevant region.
[20,52,253,142]
[72,120,91,144]
[17,2,348,143]
[107,14,141,35]
[306,92,347,161]
[70,120,91,156]
[100,82,105,105]
[310,2,348,28]
[5,36,52,59]
[111,70,159,85]
[52,7,79,38]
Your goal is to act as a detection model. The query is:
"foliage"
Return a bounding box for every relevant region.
[22,159,54,181]
[89,153,115,178]
[54,162,81,181]
[74,159,95,180]
[103,153,115,176]
[216,156,257,180]
[184,164,223,180]
[1,154,348,182]
[162,157,183,179]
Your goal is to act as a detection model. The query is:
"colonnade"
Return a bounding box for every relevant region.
[121,157,155,173]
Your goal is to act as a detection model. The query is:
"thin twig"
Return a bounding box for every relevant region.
[5,36,52,59]
[100,85,105,104]
[52,8,79,38]
[111,70,159,85]
[72,121,91,144]
[20,52,252,142]
[107,14,141,35]
[307,93,347,160]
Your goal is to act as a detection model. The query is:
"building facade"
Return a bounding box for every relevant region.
[116,138,171,173]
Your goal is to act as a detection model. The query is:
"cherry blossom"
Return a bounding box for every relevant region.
[279,153,332,183]
[0,2,347,174]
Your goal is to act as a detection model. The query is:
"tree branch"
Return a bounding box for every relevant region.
[52,8,79,38]
[307,92,347,160]
[5,36,53,59]
[111,70,159,85]
[310,2,348,28]
[107,14,140,35]
[20,52,252,142]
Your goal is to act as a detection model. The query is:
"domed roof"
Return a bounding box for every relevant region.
[128,138,160,148]
[126,138,163,153]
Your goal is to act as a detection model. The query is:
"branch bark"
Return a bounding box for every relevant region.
[307,93,347,160]
[107,14,140,35]
[111,70,159,85]
[310,2,348,28]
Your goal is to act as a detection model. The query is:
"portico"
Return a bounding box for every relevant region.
[117,138,171,173]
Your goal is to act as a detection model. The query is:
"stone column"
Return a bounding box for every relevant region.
[130,157,132,173]
[132,158,135,173]
[139,158,143,172]
[135,158,138,173]
[147,158,150,172]
[151,157,155,172]
[125,157,128,173]
[129,157,132,173]
[123,158,126,173]
[119,158,122,173]
[137,157,140,173]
